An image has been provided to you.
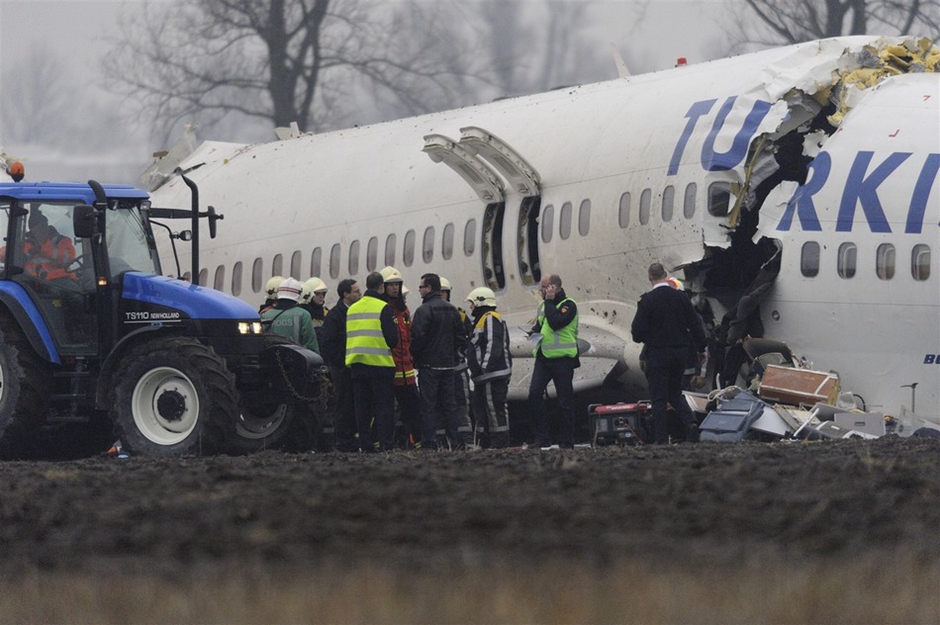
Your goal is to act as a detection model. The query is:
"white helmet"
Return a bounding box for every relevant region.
[265,276,285,299]
[440,277,452,291]
[300,277,327,304]
[277,277,304,302]
[380,266,404,283]
[466,286,497,308]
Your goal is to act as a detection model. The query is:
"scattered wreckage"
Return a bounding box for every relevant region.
[590,337,940,445]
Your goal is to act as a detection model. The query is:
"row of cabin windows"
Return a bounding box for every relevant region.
[198,221,480,295]
[198,182,733,293]
[800,242,932,281]
[541,182,730,243]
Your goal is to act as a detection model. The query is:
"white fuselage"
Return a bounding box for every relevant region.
[149,36,940,419]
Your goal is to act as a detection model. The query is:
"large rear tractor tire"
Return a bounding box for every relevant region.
[0,315,49,459]
[110,338,238,456]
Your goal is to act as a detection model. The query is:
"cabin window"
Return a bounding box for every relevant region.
[403,229,416,267]
[310,247,322,277]
[214,265,225,291]
[290,251,302,279]
[683,183,697,219]
[442,223,454,260]
[708,182,731,216]
[232,261,243,296]
[639,189,651,225]
[578,199,591,236]
[912,244,931,281]
[349,239,360,275]
[385,234,396,266]
[423,226,435,263]
[800,241,820,278]
[559,201,572,240]
[662,185,675,222]
[272,253,283,277]
[618,192,631,228]
[367,237,378,271]
[464,220,476,256]
[252,257,263,293]
[837,243,856,279]
[198,268,208,286]
[329,243,341,279]
[876,243,895,280]
[541,205,554,243]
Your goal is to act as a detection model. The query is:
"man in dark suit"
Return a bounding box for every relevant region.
[631,262,706,444]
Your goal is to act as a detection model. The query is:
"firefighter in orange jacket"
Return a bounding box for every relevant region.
[24,210,77,282]
[380,266,422,447]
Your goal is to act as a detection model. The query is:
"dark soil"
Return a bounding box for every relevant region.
[1,437,937,622]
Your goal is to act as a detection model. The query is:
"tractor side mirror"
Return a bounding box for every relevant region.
[73,204,98,238]
[178,230,193,242]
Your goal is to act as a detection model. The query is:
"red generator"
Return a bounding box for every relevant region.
[587,402,651,445]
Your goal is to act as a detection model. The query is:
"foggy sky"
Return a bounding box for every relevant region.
[0,0,728,186]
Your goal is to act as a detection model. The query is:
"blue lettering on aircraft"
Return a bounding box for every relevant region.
[701,98,773,172]
[924,354,939,364]
[907,153,940,234]
[669,97,939,233]
[836,151,910,232]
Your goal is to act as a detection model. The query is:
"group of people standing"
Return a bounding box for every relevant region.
[257,261,701,451]
[259,268,518,453]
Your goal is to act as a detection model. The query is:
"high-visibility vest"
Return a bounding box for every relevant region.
[534,298,579,358]
[345,295,395,368]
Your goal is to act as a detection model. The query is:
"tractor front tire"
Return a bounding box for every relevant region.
[111,338,238,456]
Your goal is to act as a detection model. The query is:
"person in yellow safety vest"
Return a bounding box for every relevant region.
[345,271,399,452]
[527,273,579,449]
[439,277,474,447]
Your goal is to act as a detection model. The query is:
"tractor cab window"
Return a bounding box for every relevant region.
[106,206,160,279]
[0,200,10,276]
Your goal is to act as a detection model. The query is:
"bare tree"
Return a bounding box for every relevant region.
[734,0,940,47]
[103,0,484,143]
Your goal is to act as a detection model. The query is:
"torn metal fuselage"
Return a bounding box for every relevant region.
[674,36,939,416]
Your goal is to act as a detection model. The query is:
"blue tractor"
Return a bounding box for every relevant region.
[0,174,320,457]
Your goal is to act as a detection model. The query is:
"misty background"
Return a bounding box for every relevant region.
[1,0,937,186]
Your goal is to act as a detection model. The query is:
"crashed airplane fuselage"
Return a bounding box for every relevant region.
[147,36,940,422]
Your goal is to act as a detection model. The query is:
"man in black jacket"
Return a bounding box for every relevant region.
[411,273,467,449]
[631,263,707,444]
[320,278,361,452]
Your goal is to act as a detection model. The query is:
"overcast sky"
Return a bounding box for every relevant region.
[0,0,730,185]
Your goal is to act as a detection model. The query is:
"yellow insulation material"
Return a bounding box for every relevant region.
[827,38,938,126]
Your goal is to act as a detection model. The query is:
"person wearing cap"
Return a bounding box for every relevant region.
[260,277,320,353]
[439,277,474,447]
[380,266,422,449]
[23,209,77,283]
[411,273,467,450]
[345,271,399,452]
[466,287,512,449]
[260,276,285,314]
[631,262,706,444]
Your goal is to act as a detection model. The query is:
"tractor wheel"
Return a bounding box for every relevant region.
[111,338,238,456]
[0,315,49,459]
[226,334,299,454]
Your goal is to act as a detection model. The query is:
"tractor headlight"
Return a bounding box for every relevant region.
[239,321,264,335]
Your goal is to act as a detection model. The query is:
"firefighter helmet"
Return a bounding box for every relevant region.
[440,277,452,291]
[300,277,327,304]
[466,286,497,308]
[265,276,285,299]
[380,266,404,283]
[277,277,303,302]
